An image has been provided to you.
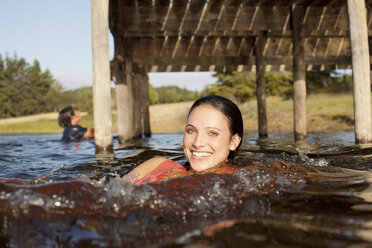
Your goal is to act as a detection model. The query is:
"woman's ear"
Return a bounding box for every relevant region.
[229,134,241,151]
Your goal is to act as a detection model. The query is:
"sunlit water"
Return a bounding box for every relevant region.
[1,132,372,247]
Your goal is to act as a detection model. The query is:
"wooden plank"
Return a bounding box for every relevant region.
[137,55,254,66]
[108,0,121,33]
[243,0,259,7]
[112,6,292,32]
[291,4,307,141]
[296,0,319,6]
[116,56,135,142]
[111,2,358,34]
[135,54,351,67]
[183,0,208,33]
[267,37,282,56]
[142,72,151,137]
[207,0,229,32]
[112,36,126,143]
[174,36,192,56]
[109,0,371,73]
[304,6,348,33]
[310,0,338,6]
[136,0,153,7]
[163,36,179,57]
[115,82,128,143]
[347,0,372,143]
[163,2,188,31]
[198,36,208,56]
[115,37,137,142]
[121,0,137,7]
[147,63,353,72]
[322,0,347,7]
[91,0,113,151]
[186,36,205,56]
[155,0,171,6]
[255,33,268,137]
[118,28,352,37]
[227,0,243,7]
[132,72,143,138]
[333,6,347,33]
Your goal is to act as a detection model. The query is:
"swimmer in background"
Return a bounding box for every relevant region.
[58,106,94,142]
[123,95,243,184]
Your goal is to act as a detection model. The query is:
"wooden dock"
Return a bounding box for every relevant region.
[91,0,372,152]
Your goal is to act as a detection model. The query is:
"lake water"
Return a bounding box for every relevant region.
[1,132,372,247]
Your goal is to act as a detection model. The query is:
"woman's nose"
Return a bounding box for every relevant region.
[192,133,205,148]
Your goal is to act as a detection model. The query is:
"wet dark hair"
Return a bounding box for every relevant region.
[187,95,244,159]
[58,106,77,127]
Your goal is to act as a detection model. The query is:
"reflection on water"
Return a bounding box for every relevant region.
[1,132,372,247]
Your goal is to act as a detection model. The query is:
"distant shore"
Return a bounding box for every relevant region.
[150,93,356,133]
[0,94,356,135]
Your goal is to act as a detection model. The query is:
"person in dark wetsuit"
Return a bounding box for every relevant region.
[58,106,94,142]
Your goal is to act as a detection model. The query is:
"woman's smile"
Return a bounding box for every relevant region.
[192,151,212,158]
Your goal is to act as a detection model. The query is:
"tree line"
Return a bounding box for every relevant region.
[0,54,354,118]
[0,54,56,117]
[0,54,202,118]
[207,71,353,103]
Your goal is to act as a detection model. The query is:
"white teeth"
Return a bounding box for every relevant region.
[193,151,210,157]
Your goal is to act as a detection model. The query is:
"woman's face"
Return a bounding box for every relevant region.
[71,109,82,125]
[183,105,241,172]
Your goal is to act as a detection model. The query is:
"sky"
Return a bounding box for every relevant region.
[0,1,217,92]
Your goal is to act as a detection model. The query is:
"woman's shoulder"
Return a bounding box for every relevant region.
[151,158,186,174]
[122,157,185,184]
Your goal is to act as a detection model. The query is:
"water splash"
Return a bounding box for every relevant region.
[0,160,307,222]
[0,160,370,247]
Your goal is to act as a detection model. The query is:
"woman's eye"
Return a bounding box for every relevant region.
[185,128,195,134]
[209,131,218,136]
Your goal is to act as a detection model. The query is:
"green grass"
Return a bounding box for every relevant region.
[0,119,62,134]
[0,114,95,134]
[0,93,361,134]
[239,93,355,132]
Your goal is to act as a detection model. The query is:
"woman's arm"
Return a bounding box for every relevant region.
[83,127,94,138]
[125,157,168,180]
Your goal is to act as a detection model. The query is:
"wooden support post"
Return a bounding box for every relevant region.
[347,0,372,143]
[291,4,307,141]
[123,57,135,141]
[91,0,113,152]
[143,72,151,137]
[255,33,268,138]
[114,36,135,143]
[115,79,128,143]
[132,69,143,139]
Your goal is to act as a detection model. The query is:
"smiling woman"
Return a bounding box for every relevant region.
[122,95,243,184]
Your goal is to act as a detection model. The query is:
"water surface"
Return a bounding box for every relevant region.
[1,132,372,247]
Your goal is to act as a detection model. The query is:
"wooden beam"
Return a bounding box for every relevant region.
[111,5,351,35]
[125,56,135,140]
[132,68,144,139]
[115,80,128,143]
[135,55,352,67]
[119,29,352,38]
[142,72,151,137]
[132,73,141,139]
[347,0,372,143]
[91,0,113,153]
[115,38,136,143]
[255,33,268,138]
[291,4,307,141]
[129,35,354,58]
